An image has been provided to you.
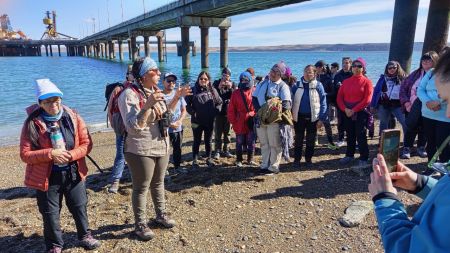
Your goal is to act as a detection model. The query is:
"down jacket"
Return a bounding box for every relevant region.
[227,88,255,134]
[20,104,92,191]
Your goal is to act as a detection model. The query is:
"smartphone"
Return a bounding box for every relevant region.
[379,129,401,172]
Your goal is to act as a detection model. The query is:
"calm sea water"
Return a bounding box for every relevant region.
[0,51,422,146]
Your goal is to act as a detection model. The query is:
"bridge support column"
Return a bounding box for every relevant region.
[99,44,103,58]
[127,40,132,60]
[181,26,190,69]
[49,45,53,57]
[388,0,419,73]
[45,45,48,56]
[131,36,138,61]
[144,36,150,57]
[57,45,61,57]
[200,26,209,68]
[220,27,229,68]
[118,40,124,61]
[157,34,164,62]
[423,0,450,54]
[109,41,115,59]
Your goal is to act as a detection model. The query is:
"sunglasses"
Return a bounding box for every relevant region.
[352,64,363,69]
[166,79,176,83]
[388,66,397,70]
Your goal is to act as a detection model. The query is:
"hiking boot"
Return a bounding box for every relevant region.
[327,143,338,150]
[135,223,155,241]
[417,146,428,158]
[222,151,234,158]
[192,156,199,168]
[48,246,62,253]
[155,213,176,228]
[206,158,215,168]
[236,161,243,168]
[79,233,101,250]
[336,140,346,148]
[400,147,411,159]
[258,168,274,175]
[108,180,120,194]
[339,156,354,165]
[213,151,221,160]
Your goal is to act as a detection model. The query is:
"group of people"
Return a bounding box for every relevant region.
[19,47,450,252]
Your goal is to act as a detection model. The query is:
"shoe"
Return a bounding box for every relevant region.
[48,246,62,253]
[222,151,234,158]
[155,213,176,228]
[192,156,199,168]
[236,161,243,167]
[422,168,435,176]
[400,147,411,159]
[258,168,274,175]
[213,151,221,160]
[336,140,346,148]
[135,222,155,241]
[108,180,120,194]
[304,159,312,166]
[247,160,258,167]
[417,146,428,158]
[206,158,215,168]
[327,143,338,150]
[79,233,101,250]
[175,166,188,174]
[315,138,319,146]
[339,156,354,165]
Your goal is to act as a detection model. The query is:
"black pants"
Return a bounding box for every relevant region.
[169,130,183,167]
[214,114,231,152]
[294,114,318,162]
[404,100,426,148]
[344,111,369,161]
[36,169,89,250]
[337,109,346,142]
[193,125,213,158]
[423,117,450,162]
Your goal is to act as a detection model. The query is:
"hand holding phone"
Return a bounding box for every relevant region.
[379,129,401,172]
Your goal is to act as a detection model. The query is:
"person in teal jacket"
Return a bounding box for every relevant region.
[417,54,450,164]
[368,49,450,253]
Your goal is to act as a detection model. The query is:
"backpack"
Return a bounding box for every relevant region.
[104,82,123,111]
[106,82,145,135]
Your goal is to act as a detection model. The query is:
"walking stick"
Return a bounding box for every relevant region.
[86,155,104,173]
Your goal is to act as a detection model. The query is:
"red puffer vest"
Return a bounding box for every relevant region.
[227,88,255,135]
[20,104,93,191]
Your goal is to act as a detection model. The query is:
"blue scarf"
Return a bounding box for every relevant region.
[41,108,64,122]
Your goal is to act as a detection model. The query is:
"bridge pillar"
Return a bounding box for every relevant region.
[109,41,115,59]
[131,36,138,61]
[144,36,150,57]
[57,45,61,57]
[157,34,164,62]
[181,26,191,69]
[388,0,419,73]
[49,45,53,57]
[45,45,48,56]
[423,0,450,54]
[118,40,124,61]
[220,27,229,68]
[128,40,132,60]
[200,26,209,68]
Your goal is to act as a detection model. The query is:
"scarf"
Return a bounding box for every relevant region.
[41,108,63,122]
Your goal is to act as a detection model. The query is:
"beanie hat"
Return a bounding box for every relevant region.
[222,67,231,75]
[271,61,287,76]
[285,67,292,77]
[35,79,63,101]
[354,57,367,69]
[139,57,158,78]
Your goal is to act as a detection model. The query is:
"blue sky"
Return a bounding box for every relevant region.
[1,0,445,47]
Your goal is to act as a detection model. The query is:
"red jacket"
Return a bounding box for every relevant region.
[20,104,93,192]
[227,88,255,134]
[337,75,373,112]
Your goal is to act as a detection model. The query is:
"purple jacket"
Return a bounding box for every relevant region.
[399,69,423,109]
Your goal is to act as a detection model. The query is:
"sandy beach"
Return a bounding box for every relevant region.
[0,123,426,253]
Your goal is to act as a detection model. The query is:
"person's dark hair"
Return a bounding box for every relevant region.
[434,49,450,84]
[131,58,145,83]
[246,67,255,76]
[342,57,352,64]
[287,75,297,87]
[24,107,44,149]
[222,67,231,76]
[195,71,212,86]
[419,51,439,70]
[384,61,406,81]
[331,62,340,69]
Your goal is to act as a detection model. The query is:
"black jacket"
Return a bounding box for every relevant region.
[185,83,223,128]
[213,79,236,115]
[317,73,334,104]
[333,70,353,101]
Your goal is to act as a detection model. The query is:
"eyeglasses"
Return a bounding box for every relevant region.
[352,64,363,69]
[388,66,397,70]
[199,77,209,81]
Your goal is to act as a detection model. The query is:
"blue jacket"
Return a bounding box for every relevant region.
[370,75,402,108]
[417,70,450,123]
[374,175,450,253]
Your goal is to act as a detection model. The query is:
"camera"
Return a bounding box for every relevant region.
[158,110,172,137]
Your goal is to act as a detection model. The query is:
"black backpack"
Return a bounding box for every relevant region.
[104,82,123,111]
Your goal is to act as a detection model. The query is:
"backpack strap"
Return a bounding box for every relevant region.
[239,89,250,113]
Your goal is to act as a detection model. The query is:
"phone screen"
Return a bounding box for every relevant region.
[380,129,401,172]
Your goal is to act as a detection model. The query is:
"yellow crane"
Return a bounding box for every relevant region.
[41,11,76,40]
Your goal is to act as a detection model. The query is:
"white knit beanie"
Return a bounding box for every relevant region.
[35,79,63,101]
